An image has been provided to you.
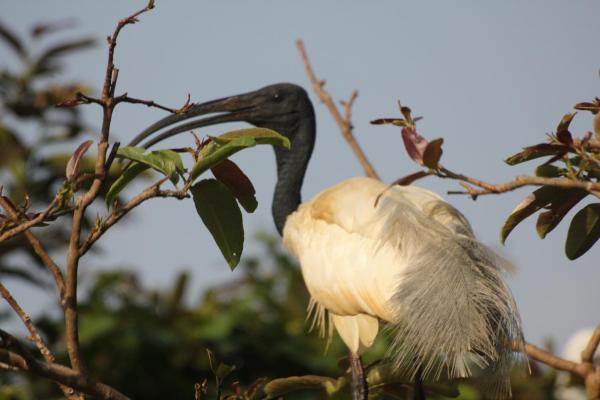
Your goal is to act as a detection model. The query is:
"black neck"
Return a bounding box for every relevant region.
[271,115,315,235]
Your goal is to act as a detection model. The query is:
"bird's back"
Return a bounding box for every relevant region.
[283,176,523,397]
[283,176,475,320]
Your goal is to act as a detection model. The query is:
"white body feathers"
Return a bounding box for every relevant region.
[283,177,523,397]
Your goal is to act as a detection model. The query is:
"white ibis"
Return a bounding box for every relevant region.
[130,83,524,399]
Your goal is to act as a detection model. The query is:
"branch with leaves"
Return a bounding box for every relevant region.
[1,2,292,399]
[371,98,600,260]
[298,40,600,399]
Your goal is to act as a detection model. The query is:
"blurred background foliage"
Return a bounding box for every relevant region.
[0,18,588,400]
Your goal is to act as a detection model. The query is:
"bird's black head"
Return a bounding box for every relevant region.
[129,83,316,236]
[129,83,315,150]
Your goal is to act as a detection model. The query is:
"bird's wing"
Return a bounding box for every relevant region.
[284,177,523,396]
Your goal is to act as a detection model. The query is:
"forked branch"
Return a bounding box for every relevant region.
[296,39,379,180]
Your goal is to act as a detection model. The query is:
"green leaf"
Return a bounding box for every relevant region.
[215,362,236,381]
[264,376,343,399]
[565,203,600,260]
[117,147,184,184]
[190,137,255,182]
[105,163,149,208]
[422,138,443,169]
[501,186,556,244]
[536,189,588,239]
[504,143,569,165]
[212,127,291,148]
[191,179,243,269]
[370,117,408,127]
[211,159,258,213]
[535,164,565,178]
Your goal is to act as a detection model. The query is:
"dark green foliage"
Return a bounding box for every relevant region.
[1,236,353,399]
[192,179,244,269]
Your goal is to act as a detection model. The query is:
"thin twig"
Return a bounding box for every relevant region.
[114,93,194,114]
[296,39,379,180]
[524,342,588,377]
[0,348,129,400]
[103,1,155,101]
[0,287,79,399]
[440,167,600,200]
[0,196,65,297]
[582,325,600,364]
[79,181,188,256]
[0,284,55,363]
[0,196,59,242]
[63,0,155,378]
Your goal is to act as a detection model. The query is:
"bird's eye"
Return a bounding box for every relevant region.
[272,93,282,102]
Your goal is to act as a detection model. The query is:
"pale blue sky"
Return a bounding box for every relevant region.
[2,1,600,354]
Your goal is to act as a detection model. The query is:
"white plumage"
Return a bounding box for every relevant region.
[283,176,523,396]
[131,83,524,398]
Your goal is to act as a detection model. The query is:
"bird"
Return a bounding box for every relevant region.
[129,83,524,399]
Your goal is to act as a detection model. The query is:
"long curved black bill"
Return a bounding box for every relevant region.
[128,92,255,150]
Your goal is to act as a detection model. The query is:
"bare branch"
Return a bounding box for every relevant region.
[0,197,65,297]
[79,180,188,256]
[114,93,195,114]
[440,167,600,200]
[0,348,129,400]
[582,325,600,364]
[103,1,155,101]
[0,286,80,399]
[524,342,587,377]
[0,284,54,362]
[0,196,59,242]
[296,39,379,180]
[61,1,156,377]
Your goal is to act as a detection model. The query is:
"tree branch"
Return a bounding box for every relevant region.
[582,325,600,364]
[0,288,80,399]
[114,93,194,114]
[0,196,65,297]
[63,0,155,378]
[296,39,379,180]
[524,342,589,377]
[0,196,59,242]
[0,348,129,400]
[440,167,600,200]
[79,181,188,257]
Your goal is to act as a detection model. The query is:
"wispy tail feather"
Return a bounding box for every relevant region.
[374,195,524,398]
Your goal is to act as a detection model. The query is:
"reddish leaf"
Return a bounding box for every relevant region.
[395,171,431,186]
[399,104,413,124]
[401,127,429,165]
[56,98,82,108]
[594,112,600,140]
[556,130,573,145]
[66,140,93,181]
[422,138,444,169]
[211,159,257,213]
[574,101,600,113]
[556,112,576,134]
